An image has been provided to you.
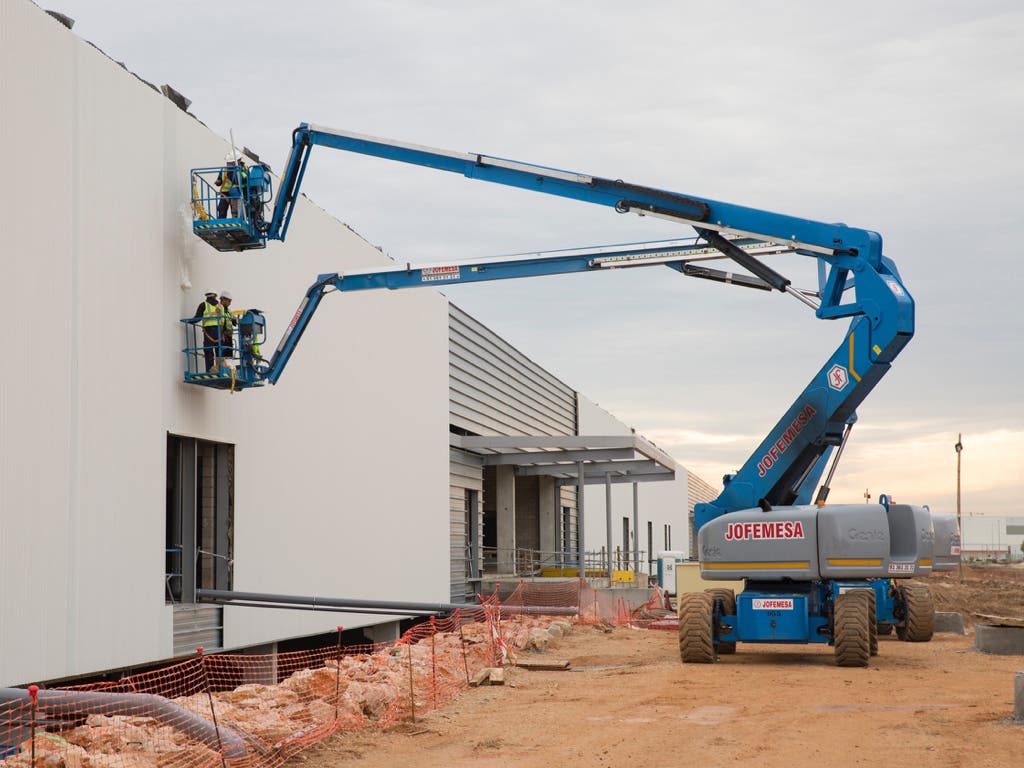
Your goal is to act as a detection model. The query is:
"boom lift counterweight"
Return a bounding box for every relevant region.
[186,124,949,666]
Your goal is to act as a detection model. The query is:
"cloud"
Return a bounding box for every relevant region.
[663,424,1023,517]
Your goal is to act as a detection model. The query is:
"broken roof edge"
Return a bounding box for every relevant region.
[34,2,210,128]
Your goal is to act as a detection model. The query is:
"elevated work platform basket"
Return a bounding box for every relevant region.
[191,165,272,252]
[181,310,270,392]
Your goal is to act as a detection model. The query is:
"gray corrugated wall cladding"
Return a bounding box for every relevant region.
[687,471,718,510]
[448,304,575,599]
[449,448,483,602]
[448,304,575,437]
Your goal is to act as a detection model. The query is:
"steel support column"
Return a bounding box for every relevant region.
[605,472,613,579]
[633,482,639,573]
[554,483,561,569]
[577,461,585,574]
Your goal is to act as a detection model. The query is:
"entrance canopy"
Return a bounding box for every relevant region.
[450,434,677,484]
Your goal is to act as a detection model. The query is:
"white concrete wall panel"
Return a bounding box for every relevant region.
[1,1,449,684]
[1,0,78,686]
[576,396,690,564]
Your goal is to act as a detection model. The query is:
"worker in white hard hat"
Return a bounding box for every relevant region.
[193,291,222,372]
[214,152,247,219]
[217,291,236,371]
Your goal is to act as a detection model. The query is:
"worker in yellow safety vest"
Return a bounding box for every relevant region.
[193,291,223,372]
[215,154,248,219]
[218,291,236,371]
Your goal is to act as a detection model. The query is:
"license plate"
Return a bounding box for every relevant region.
[887,562,915,575]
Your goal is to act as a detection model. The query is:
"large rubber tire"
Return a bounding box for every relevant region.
[705,588,736,655]
[678,592,716,663]
[877,623,894,636]
[899,584,935,642]
[865,590,878,656]
[834,591,871,668]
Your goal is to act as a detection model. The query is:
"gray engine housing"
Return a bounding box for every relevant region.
[930,512,961,572]
[699,502,935,581]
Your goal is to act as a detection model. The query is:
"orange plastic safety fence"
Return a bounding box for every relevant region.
[0,598,551,767]
[0,585,664,767]
[500,578,664,628]
[625,584,675,628]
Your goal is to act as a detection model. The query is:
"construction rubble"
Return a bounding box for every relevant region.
[2,616,576,768]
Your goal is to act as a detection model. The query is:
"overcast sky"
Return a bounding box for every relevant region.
[53,0,1023,517]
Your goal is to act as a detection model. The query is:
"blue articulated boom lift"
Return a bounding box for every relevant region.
[187,124,951,666]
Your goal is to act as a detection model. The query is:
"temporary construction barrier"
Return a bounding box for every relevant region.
[0,582,664,766]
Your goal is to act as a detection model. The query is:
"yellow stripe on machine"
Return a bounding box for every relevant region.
[848,333,862,383]
[919,559,932,566]
[827,558,882,567]
[703,562,809,570]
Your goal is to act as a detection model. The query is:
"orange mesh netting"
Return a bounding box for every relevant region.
[500,578,670,629]
[0,583,660,766]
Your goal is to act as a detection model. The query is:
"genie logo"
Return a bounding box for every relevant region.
[848,528,886,541]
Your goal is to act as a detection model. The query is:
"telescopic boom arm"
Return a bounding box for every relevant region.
[240,123,916,527]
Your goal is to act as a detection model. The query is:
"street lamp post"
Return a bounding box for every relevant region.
[954,434,963,581]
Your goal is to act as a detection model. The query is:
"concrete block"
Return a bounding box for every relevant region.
[975,624,1024,656]
[1015,672,1024,722]
[934,612,966,635]
[551,620,572,635]
[524,628,551,652]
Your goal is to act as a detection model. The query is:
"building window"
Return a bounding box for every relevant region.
[465,489,480,580]
[166,434,233,603]
[562,506,573,555]
[647,521,653,574]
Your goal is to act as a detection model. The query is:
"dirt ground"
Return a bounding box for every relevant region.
[290,566,1024,768]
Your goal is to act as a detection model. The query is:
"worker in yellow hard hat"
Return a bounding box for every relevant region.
[194,291,222,372]
[215,153,248,219]
[218,291,236,371]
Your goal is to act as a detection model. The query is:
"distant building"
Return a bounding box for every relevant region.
[961,517,1024,562]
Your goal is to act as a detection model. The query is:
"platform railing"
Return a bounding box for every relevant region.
[191,166,248,223]
[180,311,268,385]
[480,547,649,578]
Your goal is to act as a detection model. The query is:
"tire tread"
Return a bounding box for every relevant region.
[678,593,716,663]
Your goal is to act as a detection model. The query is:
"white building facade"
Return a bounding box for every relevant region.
[0,1,697,687]
[961,517,1024,562]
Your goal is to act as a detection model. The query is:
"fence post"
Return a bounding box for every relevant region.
[406,641,416,724]
[518,578,526,625]
[27,685,38,768]
[494,583,503,660]
[456,611,471,685]
[334,626,344,722]
[430,617,438,709]
[196,647,228,768]
[478,595,496,668]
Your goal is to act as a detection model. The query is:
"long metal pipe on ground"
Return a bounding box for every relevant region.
[201,599,444,617]
[0,688,248,759]
[197,588,577,616]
